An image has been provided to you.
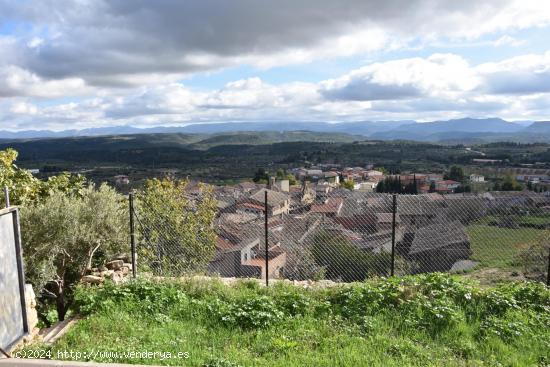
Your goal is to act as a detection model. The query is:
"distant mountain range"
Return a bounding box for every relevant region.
[3,118,550,143]
[0,120,411,140]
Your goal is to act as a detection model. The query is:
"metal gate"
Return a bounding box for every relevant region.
[0,207,28,351]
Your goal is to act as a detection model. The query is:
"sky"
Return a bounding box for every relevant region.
[1,0,550,131]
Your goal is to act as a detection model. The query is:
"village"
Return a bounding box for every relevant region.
[189,165,550,281]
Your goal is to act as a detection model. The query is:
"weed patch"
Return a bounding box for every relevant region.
[20,274,550,366]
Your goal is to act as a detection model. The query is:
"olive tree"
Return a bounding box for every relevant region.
[21,184,128,322]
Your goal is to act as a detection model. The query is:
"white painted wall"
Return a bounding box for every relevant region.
[0,210,25,350]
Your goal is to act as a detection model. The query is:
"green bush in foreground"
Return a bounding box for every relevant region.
[21,184,127,323]
[24,274,550,366]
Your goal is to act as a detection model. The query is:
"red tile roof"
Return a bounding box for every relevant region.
[311,197,344,214]
[238,202,265,211]
[438,180,460,185]
[216,237,235,250]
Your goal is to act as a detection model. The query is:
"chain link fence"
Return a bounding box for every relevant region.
[131,186,550,285]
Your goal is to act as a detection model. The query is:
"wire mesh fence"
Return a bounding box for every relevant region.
[131,184,550,285]
[132,198,214,277]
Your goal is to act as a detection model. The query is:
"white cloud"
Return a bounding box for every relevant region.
[477,52,550,94]
[1,0,550,130]
[493,35,525,47]
[1,0,549,91]
[244,27,401,69]
[9,101,38,115]
[0,65,90,98]
[26,37,43,49]
[4,50,550,130]
[320,54,479,101]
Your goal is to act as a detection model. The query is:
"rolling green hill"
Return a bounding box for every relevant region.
[2,131,549,184]
[189,131,365,149]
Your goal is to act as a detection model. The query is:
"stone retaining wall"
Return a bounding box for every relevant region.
[81,254,133,285]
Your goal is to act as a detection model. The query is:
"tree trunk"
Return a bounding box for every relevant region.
[37,312,52,328]
[85,242,102,275]
[56,280,67,321]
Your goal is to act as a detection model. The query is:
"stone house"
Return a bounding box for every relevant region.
[311,197,344,217]
[114,175,130,185]
[315,184,332,203]
[355,181,377,192]
[324,171,340,185]
[208,237,287,279]
[469,174,485,182]
[234,189,291,216]
[407,221,471,273]
[289,183,316,213]
[435,180,461,193]
[236,202,265,216]
[398,196,439,228]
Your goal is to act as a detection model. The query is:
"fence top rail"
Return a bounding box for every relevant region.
[0,207,18,216]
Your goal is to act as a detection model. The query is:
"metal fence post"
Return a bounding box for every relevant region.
[264,190,269,287]
[3,186,10,208]
[12,208,29,335]
[129,193,137,278]
[546,246,550,287]
[390,194,397,276]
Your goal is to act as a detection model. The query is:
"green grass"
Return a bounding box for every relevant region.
[474,215,550,227]
[516,215,550,226]
[477,213,550,229]
[466,224,547,268]
[21,275,550,367]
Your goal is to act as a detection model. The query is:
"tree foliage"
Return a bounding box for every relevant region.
[275,168,297,185]
[519,239,550,282]
[135,178,217,275]
[253,168,270,183]
[501,173,523,191]
[0,148,42,205]
[376,176,418,194]
[285,174,297,185]
[21,185,128,321]
[0,148,86,206]
[447,165,465,182]
[341,180,355,190]
[311,231,389,281]
[1,148,109,322]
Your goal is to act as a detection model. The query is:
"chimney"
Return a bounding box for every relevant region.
[268,176,275,189]
[280,180,289,192]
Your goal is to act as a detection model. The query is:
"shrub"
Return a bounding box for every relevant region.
[72,274,550,343]
[496,281,550,312]
[400,273,476,302]
[519,241,550,282]
[329,279,404,320]
[402,294,462,331]
[210,296,284,329]
[475,289,519,318]
[311,231,390,281]
[203,358,243,367]
[21,184,127,322]
[479,316,528,342]
[74,279,189,316]
[274,291,312,317]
